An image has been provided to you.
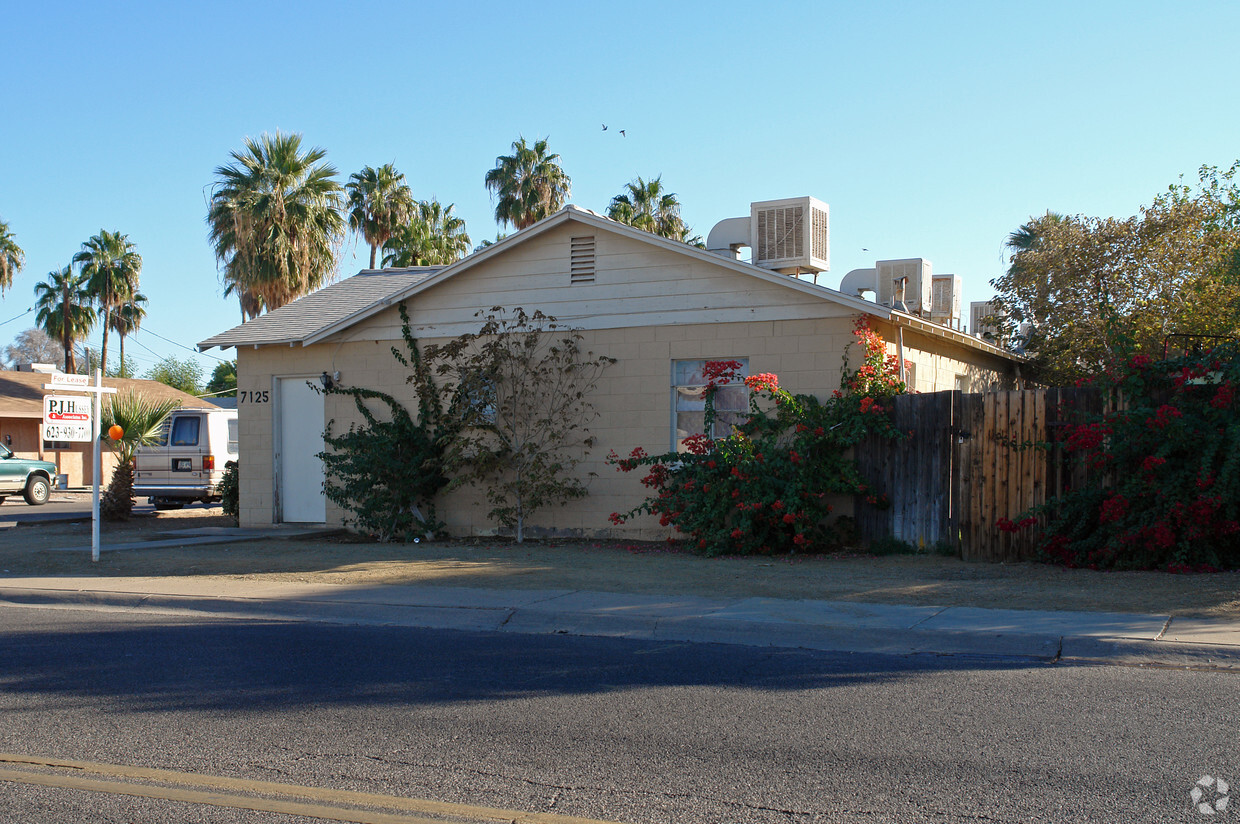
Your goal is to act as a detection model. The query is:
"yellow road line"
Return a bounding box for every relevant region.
[0,753,625,824]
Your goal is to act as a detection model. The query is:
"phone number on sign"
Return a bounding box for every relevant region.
[42,424,92,441]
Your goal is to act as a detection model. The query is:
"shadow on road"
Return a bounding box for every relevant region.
[0,615,1066,713]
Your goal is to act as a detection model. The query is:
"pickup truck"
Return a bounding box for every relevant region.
[0,443,56,505]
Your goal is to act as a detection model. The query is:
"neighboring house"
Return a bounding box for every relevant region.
[199,202,1023,536]
[0,367,221,487]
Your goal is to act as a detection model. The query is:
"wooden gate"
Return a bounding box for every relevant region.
[853,388,1100,561]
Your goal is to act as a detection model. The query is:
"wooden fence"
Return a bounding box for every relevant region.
[854,388,1101,561]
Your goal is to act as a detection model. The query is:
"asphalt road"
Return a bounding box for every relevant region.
[0,606,1235,823]
[0,493,218,523]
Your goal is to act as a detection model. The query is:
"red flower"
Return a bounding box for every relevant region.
[681,433,712,455]
[1099,494,1129,524]
[744,372,780,392]
[782,513,795,524]
[608,512,624,525]
[1211,382,1234,409]
[1149,404,1183,429]
[702,360,743,388]
[1141,456,1166,472]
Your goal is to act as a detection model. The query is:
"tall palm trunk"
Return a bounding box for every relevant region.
[369,243,377,269]
[100,308,110,375]
[62,281,75,373]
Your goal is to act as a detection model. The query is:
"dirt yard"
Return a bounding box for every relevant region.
[2,507,1237,619]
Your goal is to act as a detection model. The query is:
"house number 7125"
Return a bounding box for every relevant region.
[239,390,270,403]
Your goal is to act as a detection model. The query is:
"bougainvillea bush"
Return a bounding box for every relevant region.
[608,317,905,556]
[1030,344,1240,571]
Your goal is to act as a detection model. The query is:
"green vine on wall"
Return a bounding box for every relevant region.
[317,303,456,542]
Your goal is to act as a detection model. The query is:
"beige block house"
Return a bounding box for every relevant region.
[200,206,1021,536]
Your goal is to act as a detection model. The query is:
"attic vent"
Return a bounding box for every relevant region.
[570,236,595,284]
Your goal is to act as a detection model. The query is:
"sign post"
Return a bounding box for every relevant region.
[43,370,116,562]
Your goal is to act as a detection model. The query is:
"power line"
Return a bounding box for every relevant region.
[0,307,33,328]
[136,328,228,362]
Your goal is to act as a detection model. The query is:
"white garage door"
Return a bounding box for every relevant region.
[277,376,326,523]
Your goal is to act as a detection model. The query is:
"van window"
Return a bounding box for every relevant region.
[227,418,238,454]
[169,416,201,446]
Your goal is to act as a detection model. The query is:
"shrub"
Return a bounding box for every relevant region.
[220,461,239,520]
[1021,344,1240,570]
[424,307,615,543]
[318,304,454,542]
[608,316,905,556]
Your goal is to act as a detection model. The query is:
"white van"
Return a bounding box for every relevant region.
[133,407,238,509]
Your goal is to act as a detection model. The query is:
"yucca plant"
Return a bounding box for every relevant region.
[101,392,182,521]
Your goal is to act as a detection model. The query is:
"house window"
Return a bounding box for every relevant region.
[905,362,917,392]
[570,236,595,284]
[672,359,749,452]
[954,374,971,393]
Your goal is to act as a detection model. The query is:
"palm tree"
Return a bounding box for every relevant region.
[73,230,141,374]
[1006,211,1065,260]
[382,200,472,267]
[0,218,23,294]
[484,137,571,230]
[100,391,182,520]
[207,131,345,318]
[34,265,96,373]
[346,163,415,269]
[109,291,148,377]
[607,176,696,241]
[1004,211,1065,325]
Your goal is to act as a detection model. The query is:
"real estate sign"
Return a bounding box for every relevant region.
[42,394,93,443]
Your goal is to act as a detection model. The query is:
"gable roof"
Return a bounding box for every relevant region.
[0,371,220,420]
[198,207,1018,361]
[197,266,442,351]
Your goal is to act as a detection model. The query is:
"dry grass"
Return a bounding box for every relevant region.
[2,508,1237,619]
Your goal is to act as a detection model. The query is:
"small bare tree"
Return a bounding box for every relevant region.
[425,307,615,542]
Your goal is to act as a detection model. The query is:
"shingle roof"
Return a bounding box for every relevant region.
[0,371,221,419]
[197,267,442,351]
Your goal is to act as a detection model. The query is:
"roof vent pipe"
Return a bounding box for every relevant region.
[838,267,878,298]
[705,216,750,260]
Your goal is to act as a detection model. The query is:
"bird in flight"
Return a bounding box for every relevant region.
[602,124,607,130]
[619,129,626,137]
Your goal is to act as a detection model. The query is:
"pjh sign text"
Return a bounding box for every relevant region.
[42,395,94,443]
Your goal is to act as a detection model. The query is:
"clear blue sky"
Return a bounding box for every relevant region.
[3,0,1237,379]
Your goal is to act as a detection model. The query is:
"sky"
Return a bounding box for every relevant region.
[2,0,1237,381]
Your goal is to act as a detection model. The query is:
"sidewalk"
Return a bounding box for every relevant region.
[3,575,1239,668]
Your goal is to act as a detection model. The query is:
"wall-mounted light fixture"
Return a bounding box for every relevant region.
[319,372,334,390]
[3,434,10,446]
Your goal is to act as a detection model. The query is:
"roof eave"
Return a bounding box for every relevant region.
[889,311,1025,361]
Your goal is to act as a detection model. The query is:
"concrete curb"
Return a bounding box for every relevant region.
[5,583,1239,667]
